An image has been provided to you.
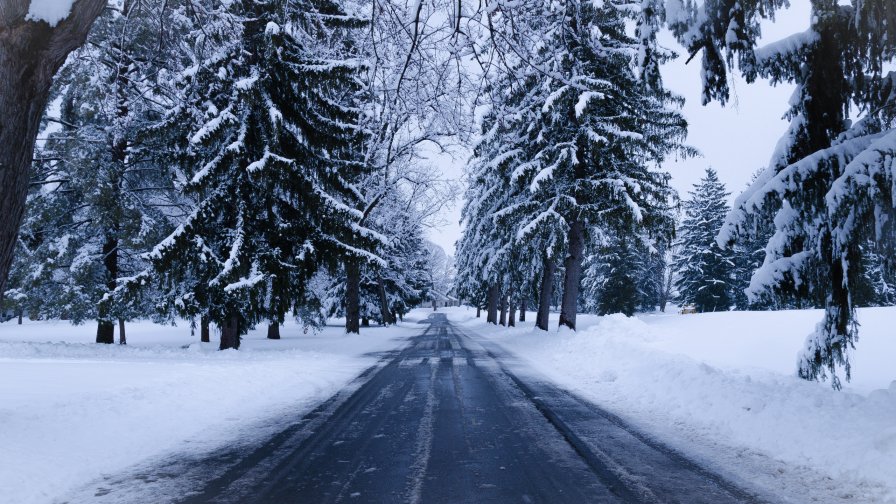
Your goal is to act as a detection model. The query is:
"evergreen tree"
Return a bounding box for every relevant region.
[325,200,432,324]
[674,168,736,312]
[675,0,896,386]
[10,0,186,342]
[855,240,896,307]
[117,0,371,348]
[582,232,643,316]
[458,0,688,331]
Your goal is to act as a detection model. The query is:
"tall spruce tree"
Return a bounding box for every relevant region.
[117,0,371,348]
[671,0,896,386]
[674,168,736,312]
[458,0,688,330]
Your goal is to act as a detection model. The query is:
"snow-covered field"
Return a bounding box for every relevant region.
[3,306,894,503]
[450,306,896,503]
[0,314,419,504]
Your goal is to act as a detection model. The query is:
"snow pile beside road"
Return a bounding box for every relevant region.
[0,316,417,504]
[449,306,896,502]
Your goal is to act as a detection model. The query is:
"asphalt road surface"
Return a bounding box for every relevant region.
[81,313,767,503]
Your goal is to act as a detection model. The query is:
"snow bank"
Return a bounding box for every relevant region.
[448,306,896,502]
[0,315,419,504]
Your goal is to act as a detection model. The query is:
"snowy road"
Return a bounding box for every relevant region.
[78,313,765,503]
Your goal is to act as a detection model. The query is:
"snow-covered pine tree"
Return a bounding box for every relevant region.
[118,0,371,348]
[458,0,687,330]
[454,0,560,329]
[855,240,896,307]
[635,237,672,312]
[675,0,895,386]
[582,229,667,316]
[455,61,538,325]
[11,0,185,342]
[674,168,736,312]
[324,194,433,325]
[728,168,777,310]
[499,0,685,330]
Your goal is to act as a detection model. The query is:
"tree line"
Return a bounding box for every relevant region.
[2,0,463,348]
[453,0,895,388]
[1,0,894,386]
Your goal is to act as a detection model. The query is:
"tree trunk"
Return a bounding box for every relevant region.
[96,320,114,344]
[536,257,556,331]
[267,322,280,340]
[0,0,106,301]
[118,319,126,345]
[200,316,210,343]
[519,297,527,322]
[220,315,240,350]
[362,317,370,327]
[345,258,360,334]
[660,264,674,313]
[486,284,499,325]
[476,305,481,318]
[499,293,507,326]
[17,308,22,324]
[508,296,516,327]
[376,275,393,325]
[96,235,118,344]
[559,220,585,331]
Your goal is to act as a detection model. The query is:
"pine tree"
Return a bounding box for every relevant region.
[674,168,735,312]
[855,240,896,307]
[10,0,186,342]
[676,0,896,386]
[117,0,371,348]
[325,201,432,324]
[582,232,640,316]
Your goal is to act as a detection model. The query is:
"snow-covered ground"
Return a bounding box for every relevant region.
[0,314,420,504]
[450,306,896,503]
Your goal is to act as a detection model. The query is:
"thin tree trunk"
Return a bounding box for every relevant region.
[362,317,370,327]
[536,258,556,331]
[519,297,527,322]
[559,220,585,331]
[499,293,507,326]
[345,258,360,334]
[660,264,674,313]
[96,235,118,344]
[476,305,481,318]
[200,316,210,343]
[17,308,22,324]
[486,284,499,325]
[0,0,106,301]
[220,314,240,350]
[508,296,516,327]
[118,319,126,345]
[376,275,393,325]
[267,322,280,340]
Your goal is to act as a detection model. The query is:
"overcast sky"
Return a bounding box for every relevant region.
[425,1,812,255]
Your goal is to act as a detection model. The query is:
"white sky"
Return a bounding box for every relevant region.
[426,1,812,255]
